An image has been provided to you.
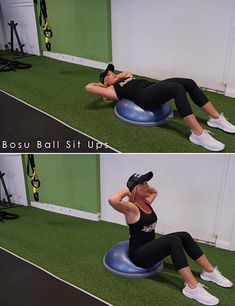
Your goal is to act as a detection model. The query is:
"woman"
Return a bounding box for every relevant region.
[108,171,233,305]
[85,64,235,152]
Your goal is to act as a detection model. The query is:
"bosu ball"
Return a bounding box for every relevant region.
[103,241,164,278]
[114,99,173,127]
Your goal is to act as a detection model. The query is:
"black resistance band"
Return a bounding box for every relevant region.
[39,0,53,51]
[27,154,41,201]
[0,211,19,222]
[0,57,32,72]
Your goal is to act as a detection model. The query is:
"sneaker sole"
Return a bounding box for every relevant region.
[200,274,233,288]
[207,122,235,134]
[182,288,219,305]
[189,136,225,152]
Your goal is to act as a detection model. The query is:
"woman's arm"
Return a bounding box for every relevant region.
[85,82,117,100]
[116,71,134,81]
[103,96,115,103]
[108,188,136,214]
[145,187,158,205]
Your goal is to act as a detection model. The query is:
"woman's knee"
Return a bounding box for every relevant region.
[166,234,183,248]
[177,231,194,241]
[173,83,186,94]
[185,79,198,90]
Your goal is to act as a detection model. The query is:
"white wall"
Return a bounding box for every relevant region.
[225,8,235,97]
[2,0,235,96]
[0,0,40,55]
[100,154,235,251]
[215,156,235,250]
[0,2,7,49]
[0,155,28,206]
[111,0,235,97]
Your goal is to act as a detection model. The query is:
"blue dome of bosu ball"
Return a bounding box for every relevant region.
[103,241,164,278]
[114,99,173,127]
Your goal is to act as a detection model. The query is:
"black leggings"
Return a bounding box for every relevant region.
[129,231,204,270]
[138,78,209,117]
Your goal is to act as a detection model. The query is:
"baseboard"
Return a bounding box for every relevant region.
[30,201,101,221]
[215,239,234,251]
[225,87,235,98]
[43,51,108,70]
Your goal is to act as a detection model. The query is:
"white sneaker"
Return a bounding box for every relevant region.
[207,113,235,133]
[182,283,219,305]
[200,267,233,288]
[189,130,225,152]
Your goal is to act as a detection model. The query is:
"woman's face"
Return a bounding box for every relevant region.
[104,71,119,86]
[135,181,150,198]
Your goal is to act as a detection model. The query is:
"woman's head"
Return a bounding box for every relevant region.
[99,63,118,87]
[104,71,119,87]
[134,181,150,199]
[127,171,153,201]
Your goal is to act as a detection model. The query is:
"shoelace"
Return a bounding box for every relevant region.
[198,283,209,290]
[216,113,226,127]
[220,113,226,120]
[219,113,233,126]
[204,129,214,136]
[190,129,214,136]
[184,282,209,290]
[213,266,222,278]
[202,130,216,139]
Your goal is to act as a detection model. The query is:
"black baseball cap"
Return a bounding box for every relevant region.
[99,63,115,84]
[127,171,153,192]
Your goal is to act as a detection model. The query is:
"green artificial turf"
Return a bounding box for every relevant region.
[0,52,235,152]
[1,206,235,306]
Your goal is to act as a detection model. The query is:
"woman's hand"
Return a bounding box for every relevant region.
[108,188,135,214]
[116,71,134,81]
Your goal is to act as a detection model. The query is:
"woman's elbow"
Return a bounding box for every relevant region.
[85,84,91,92]
[108,197,116,207]
[108,198,114,206]
[126,72,133,78]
